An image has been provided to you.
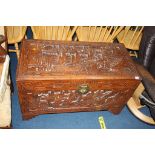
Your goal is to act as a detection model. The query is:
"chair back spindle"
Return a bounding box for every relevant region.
[76,26,124,43]
[31,26,77,41]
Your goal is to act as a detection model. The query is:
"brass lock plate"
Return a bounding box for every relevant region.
[77,84,89,94]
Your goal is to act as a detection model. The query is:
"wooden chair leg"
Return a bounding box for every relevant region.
[127,83,155,125]
[129,51,138,58]
[16,50,20,59]
[15,43,19,59]
[132,83,145,109]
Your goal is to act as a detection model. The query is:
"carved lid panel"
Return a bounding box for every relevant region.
[17,39,140,80]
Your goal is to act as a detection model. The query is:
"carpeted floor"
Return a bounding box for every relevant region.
[9,52,155,129]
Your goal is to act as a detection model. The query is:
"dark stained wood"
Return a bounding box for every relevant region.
[16,39,141,120]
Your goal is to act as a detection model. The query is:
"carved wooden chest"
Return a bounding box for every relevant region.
[16,39,141,120]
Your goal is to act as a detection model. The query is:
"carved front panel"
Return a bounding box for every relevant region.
[27,89,131,112]
[18,82,133,117]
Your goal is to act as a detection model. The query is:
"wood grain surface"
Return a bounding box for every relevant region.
[16,39,141,120]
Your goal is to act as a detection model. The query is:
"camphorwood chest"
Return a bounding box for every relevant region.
[16,39,141,120]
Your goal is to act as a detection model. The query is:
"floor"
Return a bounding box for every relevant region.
[10,52,155,129]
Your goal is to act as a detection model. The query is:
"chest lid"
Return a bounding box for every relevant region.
[16,39,140,81]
